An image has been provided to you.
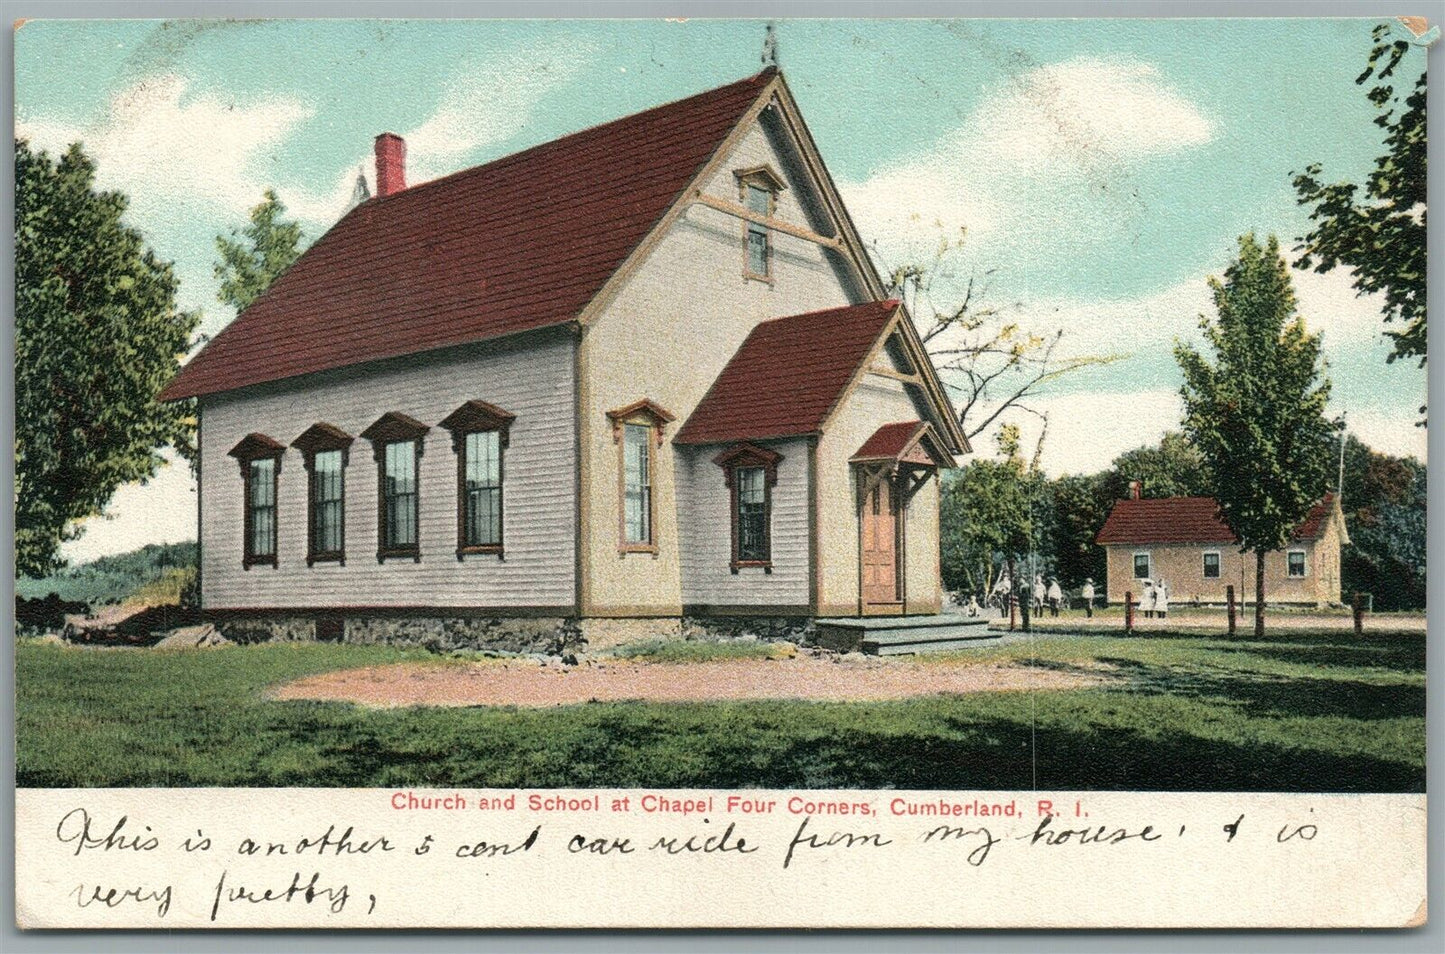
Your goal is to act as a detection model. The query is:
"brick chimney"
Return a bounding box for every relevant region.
[374,133,406,198]
[1128,480,1142,500]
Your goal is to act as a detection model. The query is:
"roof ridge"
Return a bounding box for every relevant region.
[362,68,778,210]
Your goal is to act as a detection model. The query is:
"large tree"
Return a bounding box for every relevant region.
[1175,234,1339,636]
[940,424,1037,597]
[1292,24,1426,395]
[214,189,303,313]
[15,139,200,577]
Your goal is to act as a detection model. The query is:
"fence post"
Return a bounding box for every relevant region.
[1226,585,1236,636]
[1352,591,1364,636]
[1021,591,1032,633]
[1009,594,1016,631]
[1124,590,1134,634]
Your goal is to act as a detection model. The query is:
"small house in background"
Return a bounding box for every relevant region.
[1094,485,1349,608]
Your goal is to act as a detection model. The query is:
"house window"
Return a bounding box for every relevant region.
[714,442,783,572]
[1288,550,1307,578]
[606,400,675,554]
[440,400,515,559]
[291,422,353,566]
[360,411,430,562]
[311,451,345,558]
[382,441,419,552]
[1203,551,1221,579]
[623,424,652,546]
[228,432,285,570]
[247,458,278,567]
[736,467,768,562]
[1133,553,1151,579]
[734,165,784,283]
[745,184,771,278]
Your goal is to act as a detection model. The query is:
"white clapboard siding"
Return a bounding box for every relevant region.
[675,438,811,608]
[200,332,576,610]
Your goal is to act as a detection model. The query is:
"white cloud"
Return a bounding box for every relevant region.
[401,35,596,183]
[841,56,1216,269]
[17,74,316,228]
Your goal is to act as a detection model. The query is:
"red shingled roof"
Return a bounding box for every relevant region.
[852,421,926,461]
[673,300,899,446]
[1095,493,1338,546]
[160,69,777,401]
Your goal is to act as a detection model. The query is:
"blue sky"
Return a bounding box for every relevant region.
[14,17,1429,562]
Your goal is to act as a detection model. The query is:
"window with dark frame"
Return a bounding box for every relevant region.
[714,442,783,573]
[1203,551,1221,579]
[1133,553,1150,579]
[360,411,429,563]
[440,400,515,559]
[735,466,768,562]
[383,441,418,551]
[291,422,353,566]
[1288,550,1307,577]
[247,458,278,565]
[228,432,285,570]
[310,450,345,559]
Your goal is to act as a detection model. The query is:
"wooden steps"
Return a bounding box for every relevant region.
[814,614,999,655]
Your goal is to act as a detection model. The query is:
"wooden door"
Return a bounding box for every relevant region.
[861,479,902,613]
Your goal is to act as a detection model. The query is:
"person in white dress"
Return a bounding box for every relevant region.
[1080,578,1095,618]
[1046,578,1063,617]
[1156,580,1170,620]
[1141,579,1157,619]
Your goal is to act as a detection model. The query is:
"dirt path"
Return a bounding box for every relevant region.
[272,656,1103,709]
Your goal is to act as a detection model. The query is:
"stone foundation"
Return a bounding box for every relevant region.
[211,614,581,655]
[681,616,816,644]
[210,612,818,654]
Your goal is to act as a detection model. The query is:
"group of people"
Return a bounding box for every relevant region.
[975,573,1099,618]
[1138,579,1170,619]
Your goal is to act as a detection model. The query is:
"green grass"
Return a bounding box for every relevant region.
[15,629,1425,791]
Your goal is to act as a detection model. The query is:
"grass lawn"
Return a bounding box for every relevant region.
[15,628,1424,791]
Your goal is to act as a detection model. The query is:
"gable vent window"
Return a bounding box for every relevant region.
[734,166,785,283]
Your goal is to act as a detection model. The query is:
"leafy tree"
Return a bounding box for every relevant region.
[940,425,1036,597]
[1176,234,1339,636]
[1334,435,1426,609]
[1047,472,1110,590]
[15,139,200,578]
[214,189,303,312]
[1292,24,1426,392]
[1102,431,1212,501]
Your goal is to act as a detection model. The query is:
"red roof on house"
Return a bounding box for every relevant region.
[852,421,926,461]
[673,300,900,446]
[160,69,778,401]
[1095,493,1338,546]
